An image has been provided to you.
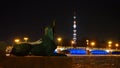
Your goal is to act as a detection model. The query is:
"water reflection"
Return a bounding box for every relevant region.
[70,55,120,68]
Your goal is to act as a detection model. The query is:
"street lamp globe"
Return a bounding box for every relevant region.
[71,40,75,47]
[90,42,95,48]
[57,37,62,42]
[108,41,112,45]
[57,37,62,46]
[14,39,20,44]
[24,37,28,42]
[115,43,119,49]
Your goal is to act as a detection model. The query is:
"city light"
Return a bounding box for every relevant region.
[86,40,89,46]
[73,11,77,46]
[24,37,28,42]
[71,40,75,47]
[71,40,75,44]
[108,44,112,48]
[108,40,112,49]
[115,43,119,49]
[108,41,112,45]
[14,39,20,44]
[90,42,95,48]
[57,37,62,46]
[57,37,62,42]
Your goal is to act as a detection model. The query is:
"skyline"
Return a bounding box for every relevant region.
[0,0,120,42]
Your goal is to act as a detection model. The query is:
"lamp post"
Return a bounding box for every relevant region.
[90,42,95,49]
[57,37,62,46]
[107,40,112,55]
[71,40,75,47]
[24,37,28,42]
[14,39,20,44]
[108,41,112,49]
[86,40,89,47]
[108,41,112,45]
[115,43,119,50]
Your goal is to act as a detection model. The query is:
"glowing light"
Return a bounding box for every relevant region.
[73,24,76,28]
[73,33,77,36]
[72,11,77,45]
[73,16,76,19]
[57,37,62,46]
[24,37,28,42]
[73,30,77,32]
[91,42,95,47]
[86,40,89,45]
[71,40,75,44]
[108,44,112,48]
[108,41,112,45]
[14,39,20,43]
[73,37,77,39]
[74,21,76,23]
[91,50,109,55]
[115,43,119,49]
[115,43,119,47]
[57,37,62,42]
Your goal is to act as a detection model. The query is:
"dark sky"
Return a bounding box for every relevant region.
[0,0,120,42]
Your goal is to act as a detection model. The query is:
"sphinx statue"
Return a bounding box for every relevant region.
[11,26,57,56]
[30,26,57,56]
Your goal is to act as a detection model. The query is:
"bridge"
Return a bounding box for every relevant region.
[55,46,120,55]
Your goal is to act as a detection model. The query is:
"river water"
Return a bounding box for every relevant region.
[69,55,120,68]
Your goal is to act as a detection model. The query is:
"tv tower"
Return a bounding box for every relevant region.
[73,11,77,46]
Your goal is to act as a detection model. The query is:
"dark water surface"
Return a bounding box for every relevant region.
[0,55,120,68]
[69,55,120,68]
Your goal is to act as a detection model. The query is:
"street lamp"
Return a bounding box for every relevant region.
[108,41,112,45]
[71,40,75,47]
[86,39,89,47]
[108,44,112,48]
[115,43,119,50]
[14,39,20,44]
[24,37,28,42]
[90,42,95,48]
[108,41,112,49]
[57,37,62,46]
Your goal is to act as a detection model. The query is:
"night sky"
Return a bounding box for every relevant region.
[0,0,120,42]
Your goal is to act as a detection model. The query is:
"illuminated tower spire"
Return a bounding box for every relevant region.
[73,11,77,46]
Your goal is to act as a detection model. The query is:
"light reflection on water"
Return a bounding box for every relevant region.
[69,55,120,68]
